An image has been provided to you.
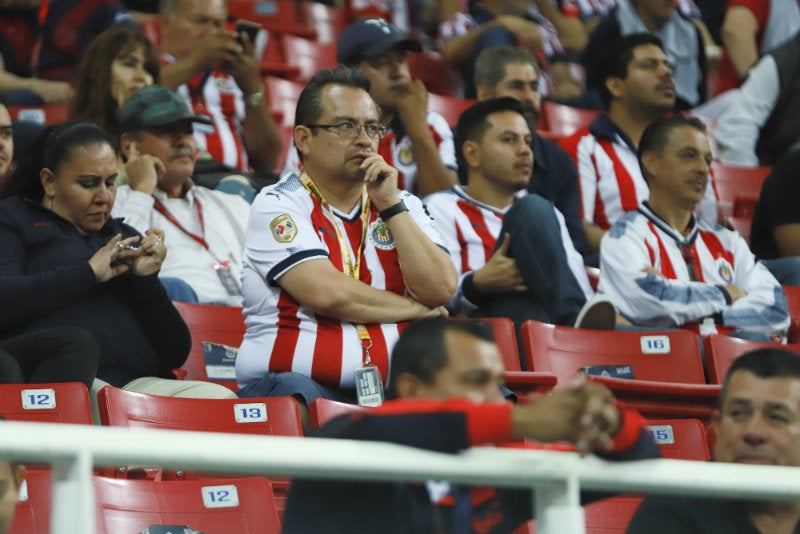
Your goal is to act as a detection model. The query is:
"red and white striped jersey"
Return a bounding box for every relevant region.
[236,173,447,389]
[559,115,717,229]
[424,186,591,315]
[165,57,250,172]
[281,111,457,195]
[599,203,789,334]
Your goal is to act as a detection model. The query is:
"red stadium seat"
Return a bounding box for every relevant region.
[521,320,719,419]
[0,382,92,425]
[427,93,476,127]
[710,162,770,219]
[407,50,463,97]
[172,301,246,392]
[265,75,303,127]
[538,101,598,139]
[703,334,800,384]
[308,397,369,429]
[228,0,316,40]
[583,496,644,534]
[727,215,753,245]
[280,34,338,83]
[299,1,348,44]
[450,317,558,396]
[8,468,51,534]
[783,285,800,343]
[644,418,710,461]
[95,476,281,534]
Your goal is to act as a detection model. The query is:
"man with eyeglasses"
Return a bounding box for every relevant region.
[112,85,251,307]
[236,67,457,424]
[598,115,789,340]
[281,18,459,198]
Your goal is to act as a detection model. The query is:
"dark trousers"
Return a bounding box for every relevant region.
[0,327,99,389]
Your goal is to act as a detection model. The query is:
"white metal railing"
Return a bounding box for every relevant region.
[2,420,800,534]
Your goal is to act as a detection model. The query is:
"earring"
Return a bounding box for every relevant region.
[47,197,53,210]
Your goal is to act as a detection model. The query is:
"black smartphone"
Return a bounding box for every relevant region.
[235,20,261,45]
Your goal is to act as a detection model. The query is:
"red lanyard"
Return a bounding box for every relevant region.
[153,198,209,250]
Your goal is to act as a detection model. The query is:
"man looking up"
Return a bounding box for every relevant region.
[236,67,457,414]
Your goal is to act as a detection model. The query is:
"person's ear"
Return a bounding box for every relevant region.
[393,373,427,399]
[294,125,313,160]
[462,140,481,169]
[120,133,134,160]
[476,85,492,101]
[640,150,659,181]
[605,76,625,101]
[40,168,57,198]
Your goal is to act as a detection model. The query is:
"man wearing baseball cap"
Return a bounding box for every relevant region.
[111,85,251,306]
[282,18,459,197]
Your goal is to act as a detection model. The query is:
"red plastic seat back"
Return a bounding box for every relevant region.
[703,334,800,384]
[0,382,92,424]
[95,476,281,534]
[539,101,598,138]
[8,468,51,534]
[710,162,770,218]
[644,418,710,460]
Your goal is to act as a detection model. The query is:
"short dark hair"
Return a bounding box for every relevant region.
[0,121,115,202]
[293,66,375,163]
[637,115,706,181]
[720,348,800,408]
[386,318,496,399]
[454,97,526,182]
[594,33,665,110]
[474,46,538,89]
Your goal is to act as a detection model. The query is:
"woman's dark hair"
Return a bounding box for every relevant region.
[72,28,160,139]
[0,121,116,202]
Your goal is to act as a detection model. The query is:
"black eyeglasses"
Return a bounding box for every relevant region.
[304,121,387,139]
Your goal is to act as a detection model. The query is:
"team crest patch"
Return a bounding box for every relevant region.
[370,220,396,250]
[270,214,297,243]
[717,258,733,284]
[398,145,414,166]
[215,77,237,92]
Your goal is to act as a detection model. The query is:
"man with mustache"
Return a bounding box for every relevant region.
[560,33,716,259]
[424,98,616,353]
[236,67,457,420]
[599,116,788,338]
[112,85,251,306]
[473,45,589,261]
[627,347,800,533]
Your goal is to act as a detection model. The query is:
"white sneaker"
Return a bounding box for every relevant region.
[573,294,617,330]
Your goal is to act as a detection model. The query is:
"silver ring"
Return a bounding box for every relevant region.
[155,238,164,247]
[115,242,125,250]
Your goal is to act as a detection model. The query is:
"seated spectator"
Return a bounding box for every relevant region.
[560,34,716,256]
[599,116,789,340]
[424,98,616,338]
[748,148,800,286]
[717,0,799,94]
[582,0,707,111]
[112,85,250,306]
[714,30,800,167]
[0,0,135,106]
[72,28,159,142]
[282,318,660,534]
[0,120,235,399]
[283,18,459,197]
[474,45,589,259]
[627,347,800,533]
[236,67,457,413]
[0,99,99,389]
[158,0,282,183]
[438,0,586,101]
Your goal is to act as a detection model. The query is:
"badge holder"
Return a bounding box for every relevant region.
[354,325,384,407]
[213,260,242,296]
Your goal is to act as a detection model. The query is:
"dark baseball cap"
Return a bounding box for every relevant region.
[336,18,422,65]
[119,85,212,133]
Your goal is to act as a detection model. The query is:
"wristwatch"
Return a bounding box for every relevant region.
[245,89,264,109]
[379,200,409,221]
